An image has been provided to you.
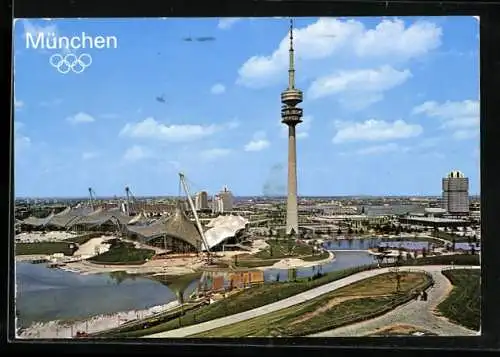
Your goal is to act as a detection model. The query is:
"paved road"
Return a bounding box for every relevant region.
[145,265,479,338]
[311,266,480,337]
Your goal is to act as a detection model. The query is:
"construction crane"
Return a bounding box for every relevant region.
[179,172,212,263]
[88,187,96,210]
[125,186,137,216]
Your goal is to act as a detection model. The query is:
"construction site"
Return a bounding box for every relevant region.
[16,173,260,273]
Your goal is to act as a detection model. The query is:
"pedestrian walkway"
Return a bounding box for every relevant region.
[145,265,479,338]
[310,267,479,337]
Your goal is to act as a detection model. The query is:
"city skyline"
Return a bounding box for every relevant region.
[13,16,480,197]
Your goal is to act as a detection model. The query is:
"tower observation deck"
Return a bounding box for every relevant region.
[281,19,303,126]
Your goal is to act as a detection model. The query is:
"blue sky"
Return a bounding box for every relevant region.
[13,16,480,198]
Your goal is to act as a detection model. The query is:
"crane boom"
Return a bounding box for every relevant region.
[88,187,95,210]
[179,173,211,256]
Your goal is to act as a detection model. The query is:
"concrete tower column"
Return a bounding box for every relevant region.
[287,124,299,234]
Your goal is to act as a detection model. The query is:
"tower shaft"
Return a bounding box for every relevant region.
[286,125,299,235]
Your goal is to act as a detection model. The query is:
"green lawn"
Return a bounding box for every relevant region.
[301,251,330,262]
[88,240,155,265]
[403,254,479,266]
[65,232,107,245]
[437,269,480,331]
[193,272,431,337]
[105,264,385,337]
[16,242,77,256]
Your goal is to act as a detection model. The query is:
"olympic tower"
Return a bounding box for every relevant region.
[281,19,303,236]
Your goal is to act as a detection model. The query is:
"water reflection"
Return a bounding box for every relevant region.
[150,273,201,304]
[264,251,377,282]
[16,263,178,328]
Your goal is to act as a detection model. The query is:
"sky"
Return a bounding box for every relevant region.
[12,16,480,198]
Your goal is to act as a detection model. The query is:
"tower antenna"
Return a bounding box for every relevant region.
[288,17,295,89]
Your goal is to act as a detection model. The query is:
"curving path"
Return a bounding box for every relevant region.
[310,266,480,337]
[144,265,479,338]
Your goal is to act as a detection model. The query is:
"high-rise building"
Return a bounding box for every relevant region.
[194,191,209,211]
[442,170,469,215]
[212,186,234,213]
[281,19,303,235]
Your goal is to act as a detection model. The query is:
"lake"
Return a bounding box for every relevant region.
[15,263,198,328]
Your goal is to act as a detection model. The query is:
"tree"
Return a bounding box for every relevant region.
[359,228,364,234]
[396,251,403,264]
[337,228,342,235]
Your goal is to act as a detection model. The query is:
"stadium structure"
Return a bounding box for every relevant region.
[17,175,250,255]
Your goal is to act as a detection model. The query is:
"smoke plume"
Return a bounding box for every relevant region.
[262,163,286,197]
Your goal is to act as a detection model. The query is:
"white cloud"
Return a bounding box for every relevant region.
[237,18,441,88]
[355,143,406,155]
[417,137,440,148]
[14,98,24,109]
[82,152,100,160]
[280,115,313,139]
[123,145,152,162]
[412,100,479,139]
[66,112,95,124]
[333,119,423,143]
[453,129,479,140]
[210,83,226,95]
[218,18,241,30]
[244,131,270,152]
[120,117,237,142]
[200,148,232,161]
[308,66,411,107]
[22,19,58,39]
[14,121,31,152]
[353,19,442,58]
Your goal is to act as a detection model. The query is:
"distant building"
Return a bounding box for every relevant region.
[442,170,469,215]
[213,186,233,213]
[194,191,209,211]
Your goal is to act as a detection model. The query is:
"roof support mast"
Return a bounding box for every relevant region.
[88,187,95,211]
[179,172,212,262]
[125,186,131,216]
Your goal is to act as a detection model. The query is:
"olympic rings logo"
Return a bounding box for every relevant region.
[49,53,92,74]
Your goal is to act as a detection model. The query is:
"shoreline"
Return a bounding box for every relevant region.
[17,300,181,339]
[256,250,336,270]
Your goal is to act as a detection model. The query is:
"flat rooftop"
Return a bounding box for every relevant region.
[401,216,468,223]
